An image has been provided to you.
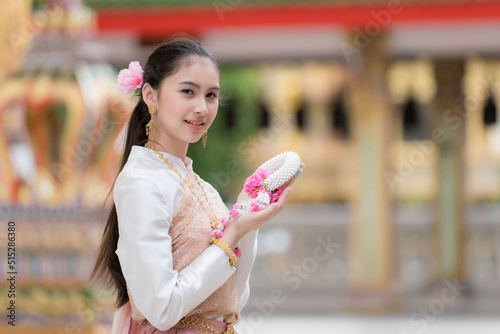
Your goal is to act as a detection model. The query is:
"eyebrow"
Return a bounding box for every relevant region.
[180,81,220,91]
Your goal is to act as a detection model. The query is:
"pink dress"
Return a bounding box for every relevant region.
[114,169,240,334]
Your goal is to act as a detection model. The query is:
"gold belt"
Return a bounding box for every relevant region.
[174,315,237,334]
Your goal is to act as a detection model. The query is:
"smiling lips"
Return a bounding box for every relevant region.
[185,119,205,131]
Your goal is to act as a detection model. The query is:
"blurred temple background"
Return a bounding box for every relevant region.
[0,0,500,333]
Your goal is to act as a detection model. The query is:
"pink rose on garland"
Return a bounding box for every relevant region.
[229,209,239,219]
[234,248,242,257]
[255,168,271,179]
[220,216,230,227]
[244,174,263,194]
[271,187,283,203]
[248,185,265,199]
[250,201,265,212]
[116,61,144,94]
[212,229,224,238]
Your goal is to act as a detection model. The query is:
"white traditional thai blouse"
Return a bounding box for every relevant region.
[111,145,258,331]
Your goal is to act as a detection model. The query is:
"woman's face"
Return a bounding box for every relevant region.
[145,55,220,152]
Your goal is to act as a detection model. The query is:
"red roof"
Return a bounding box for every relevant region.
[95,1,500,40]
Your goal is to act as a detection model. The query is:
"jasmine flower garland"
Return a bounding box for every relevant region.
[212,151,301,258]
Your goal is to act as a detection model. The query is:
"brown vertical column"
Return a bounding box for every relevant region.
[432,59,465,281]
[347,32,394,293]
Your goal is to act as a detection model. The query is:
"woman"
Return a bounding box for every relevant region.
[91,37,302,334]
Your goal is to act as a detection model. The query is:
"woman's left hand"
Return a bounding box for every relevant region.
[220,163,304,248]
[236,162,305,203]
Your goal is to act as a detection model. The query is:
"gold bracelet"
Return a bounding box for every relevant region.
[175,315,237,334]
[210,237,238,267]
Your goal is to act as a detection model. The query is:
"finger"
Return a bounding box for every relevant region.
[275,186,292,208]
[294,165,304,179]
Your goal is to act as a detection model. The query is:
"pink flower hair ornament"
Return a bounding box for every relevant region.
[116,61,144,94]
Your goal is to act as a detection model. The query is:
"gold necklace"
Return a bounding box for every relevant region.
[144,143,219,229]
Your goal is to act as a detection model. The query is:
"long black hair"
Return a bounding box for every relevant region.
[90,36,218,308]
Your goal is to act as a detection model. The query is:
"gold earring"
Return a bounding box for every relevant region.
[146,107,158,141]
[202,131,208,149]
